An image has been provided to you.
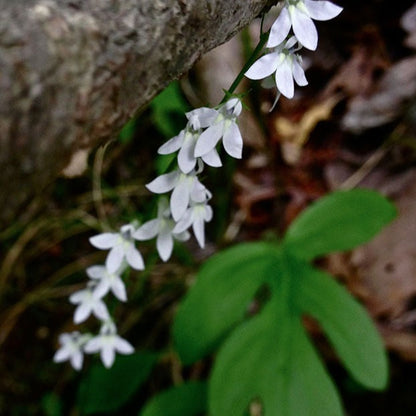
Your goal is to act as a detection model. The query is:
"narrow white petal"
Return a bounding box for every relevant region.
[157,131,185,154]
[69,290,86,304]
[115,336,134,354]
[93,280,111,299]
[275,61,295,98]
[133,219,159,240]
[146,171,179,194]
[170,180,190,221]
[106,245,124,273]
[53,348,71,363]
[86,265,106,280]
[191,182,208,204]
[267,6,291,47]
[177,135,197,173]
[58,333,73,344]
[304,0,342,21]
[293,59,308,86]
[120,224,135,235]
[89,233,118,249]
[93,301,110,321]
[111,277,127,301]
[74,303,92,324]
[173,210,193,234]
[125,245,145,270]
[201,148,222,168]
[223,122,243,159]
[193,217,206,248]
[84,338,102,353]
[224,98,239,111]
[232,99,242,117]
[245,52,280,80]
[157,232,174,262]
[101,345,115,368]
[194,122,224,157]
[186,107,218,129]
[284,36,298,50]
[291,8,318,50]
[71,352,83,370]
[204,205,213,222]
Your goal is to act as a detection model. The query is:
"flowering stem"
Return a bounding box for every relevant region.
[220,22,269,103]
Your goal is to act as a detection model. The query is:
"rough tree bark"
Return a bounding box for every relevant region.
[0,0,274,228]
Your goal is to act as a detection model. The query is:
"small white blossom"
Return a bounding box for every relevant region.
[158,128,221,174]
[86,265,128,302]
[173,200,213,248]
[186,107,219,130]
[53,332,91,371]
[245,37,307,99]
[194,98,243,160]
[133,198,190,262]
[89,224,145,273]
[268,0,343,51]
[69,286,110,324]
[84,321,134,368]
[146,169,210,222]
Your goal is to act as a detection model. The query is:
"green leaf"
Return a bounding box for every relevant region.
[173,242,277,365]
[283,189,396,260]
[140,382,207,416]
[296,260,388,390]
[209,300,343,416]
[151,81,189,138]
[77,351,158,414]
[42,393,62,416]
[118,117,137,144]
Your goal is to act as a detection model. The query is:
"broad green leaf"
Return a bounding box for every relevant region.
[173,242,277,365]
[209,300,343,416]
[296,259,388,390]
[140,381,207,416]
[77,351,157,414]
[283,189,396,260]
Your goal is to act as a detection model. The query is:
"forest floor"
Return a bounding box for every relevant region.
[1,0,416,415]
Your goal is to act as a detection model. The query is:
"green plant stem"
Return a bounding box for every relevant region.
[220,20,269,103]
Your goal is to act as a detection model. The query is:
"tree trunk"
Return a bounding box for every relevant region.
[0,0,274,228]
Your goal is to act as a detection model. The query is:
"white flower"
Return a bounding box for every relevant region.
[133,198,190,262]
[89,224,145,273]
[245,37,307,99]
[158,128,222,174]
[173,200,213,248]
[69,287,110,324]
[53,332,90,371]
[268,0,343,51]
[194,98,243,160]
[186,107,219,130]
[84,322,134,368]
[86,265,127,302]
[146,169,210,222]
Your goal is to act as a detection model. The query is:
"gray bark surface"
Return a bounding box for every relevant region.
[0,0,273,227]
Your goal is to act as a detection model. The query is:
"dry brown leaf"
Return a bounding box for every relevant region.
[274,95,340,164]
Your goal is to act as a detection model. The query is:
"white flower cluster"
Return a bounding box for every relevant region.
[245,0,342,104]
[54,98,244,370]
[144,97,243,249]
[53,225,140,370]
